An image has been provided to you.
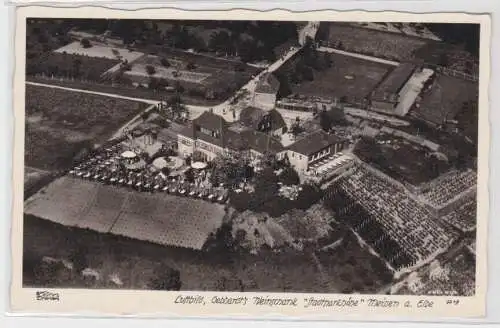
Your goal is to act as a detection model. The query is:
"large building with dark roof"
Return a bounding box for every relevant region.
[239,106,287,136]
[177,111,285,162]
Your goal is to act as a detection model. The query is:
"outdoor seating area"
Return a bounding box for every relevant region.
[67,143,229,204]
[305,153,355,183]
[335,164,457,269]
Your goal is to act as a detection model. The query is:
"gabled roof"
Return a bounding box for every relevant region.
[241,130,285,154]
[178,111,227,148]
[255,73,280,94]
[288,130,342,156]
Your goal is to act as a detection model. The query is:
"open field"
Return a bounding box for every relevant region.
[24,176,226,250]
[55,41,144,63]
[318,22,430,62]
[23,214,394,293]
[290,52,392,103]
[25,85,147,170]
[26,52,121,81]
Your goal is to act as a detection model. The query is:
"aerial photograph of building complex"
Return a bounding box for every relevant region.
[23,19,479,296]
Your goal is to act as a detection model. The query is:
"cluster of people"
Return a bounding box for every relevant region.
[336,164,457,269]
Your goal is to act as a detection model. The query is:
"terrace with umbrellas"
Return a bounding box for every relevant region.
[67,126,229,204]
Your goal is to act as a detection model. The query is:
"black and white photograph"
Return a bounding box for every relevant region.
[14,8,489,317]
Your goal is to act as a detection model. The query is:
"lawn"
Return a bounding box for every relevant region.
[23,214,394,293]
[318,22,430,62]
[25,84,148,171]
[290,52,392,103]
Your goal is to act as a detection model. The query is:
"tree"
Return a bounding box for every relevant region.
[145,64,156,75]
[209,153,250,187]
[158,77,169,89]
[141,110,151,121]
[235,62,247,72]
[319,110,333,132]
[80,38,92,48]
[167,93,187,120]
[295,183,322,210]
[149,265,182,291]
[72,58,82,77]
[302,65,314,81]
[160,167,170,176]
[275,71,292,99]
[290,123,304,137]
[148,76,159,90]
[329,107,348,126]
[184,168,195,183]
[160,57,171,67]
[209,30,233,54]
[254,167,279,200]
[174,81,185,94]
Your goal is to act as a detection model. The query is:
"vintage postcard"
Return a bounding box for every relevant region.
[10,6,490,320]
